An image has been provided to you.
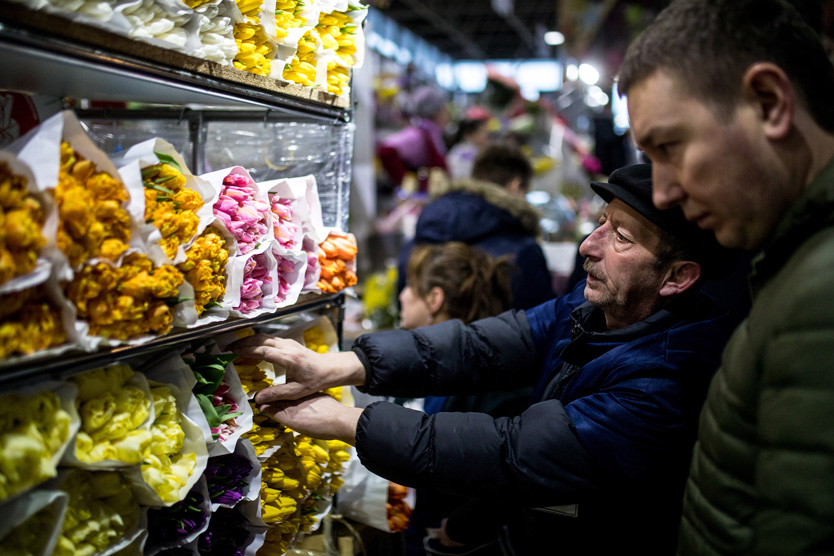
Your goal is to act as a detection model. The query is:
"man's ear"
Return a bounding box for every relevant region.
[426,286,446,315]
[506,177,524,196]
[742,62,794,140]
[659,261,702,297]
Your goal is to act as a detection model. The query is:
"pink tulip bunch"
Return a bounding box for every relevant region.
[214,173,270,254]
[273,254,295,304]
[234,253,272,314]
[268,194,300,250]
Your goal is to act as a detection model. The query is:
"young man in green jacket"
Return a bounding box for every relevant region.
[617,0,834,553]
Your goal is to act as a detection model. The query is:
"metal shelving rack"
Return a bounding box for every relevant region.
[0,3,353,389]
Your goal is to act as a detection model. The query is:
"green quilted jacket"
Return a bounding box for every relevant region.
[678,156,834,555]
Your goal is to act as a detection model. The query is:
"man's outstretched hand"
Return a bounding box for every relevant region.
[230,333,366,404]
[258,393,364,445]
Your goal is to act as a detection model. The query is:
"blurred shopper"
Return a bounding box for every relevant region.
[397,144,555,311]
[233,164,739,554]
[378,86,451,193]
[618,0,834,552]
[445,116,491,180]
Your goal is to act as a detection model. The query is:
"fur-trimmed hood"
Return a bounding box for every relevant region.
[426,177,542,238]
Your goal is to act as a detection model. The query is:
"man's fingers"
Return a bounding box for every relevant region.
[253,382,309,404]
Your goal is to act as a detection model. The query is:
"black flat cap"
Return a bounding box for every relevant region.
[590,163,738,280]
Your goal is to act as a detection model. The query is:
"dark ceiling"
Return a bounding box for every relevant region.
[367,0,671,84]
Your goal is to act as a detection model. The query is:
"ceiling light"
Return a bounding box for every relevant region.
[544,31,565,46]
[566,64,579,81]
[579,63,600,85]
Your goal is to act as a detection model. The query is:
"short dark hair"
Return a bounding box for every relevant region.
[618,0,834,132]
[407,242,514,324]
[471,144,533,190]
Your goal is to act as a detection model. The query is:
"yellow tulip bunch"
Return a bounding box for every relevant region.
[65,252,185,339]
[317,9,359,95]
[0,161,46,286]
[142,162,202,260]
[177,228,229,314]
[142,383,197,505]
[258,519,301,556]
[54,470,140,556]
[258,436,305,554]
[274,0,306,41]
[55,142,131,269]
[0,285,66,358]
[234,0,274,76]
[283,29,318,86]
[235,362,271,397]
[242,413,285,457]
[0,389,71,501]
[71,364,152,465]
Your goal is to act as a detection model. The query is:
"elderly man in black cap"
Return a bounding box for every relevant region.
[233,164,738,555]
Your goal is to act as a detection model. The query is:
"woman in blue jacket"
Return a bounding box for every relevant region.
[234,164,739,554]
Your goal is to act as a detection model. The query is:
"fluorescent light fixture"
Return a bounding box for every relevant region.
[544,31,565,46]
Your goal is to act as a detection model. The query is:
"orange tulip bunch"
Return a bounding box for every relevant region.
[315,233,357,293]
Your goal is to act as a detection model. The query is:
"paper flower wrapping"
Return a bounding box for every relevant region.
[66,252,185,339]
[0,285,66,358]
[0,160,46,286]
[178,229,230,314]
[55,141,131,268]
[142,162,202,261]
[0,390,72,501]
[142,384,198,505]
[54,470,140,556]
[71,365,152,465]
[213,173,270,255]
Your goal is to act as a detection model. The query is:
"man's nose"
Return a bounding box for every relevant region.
[579,224,603,258]
[651,165,684,209]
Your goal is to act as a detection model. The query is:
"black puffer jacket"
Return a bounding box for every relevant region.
[352,283,735,553]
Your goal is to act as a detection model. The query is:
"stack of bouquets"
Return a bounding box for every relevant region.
[0,383,78,503]
[256,432,305,554]
[232,0,277,76]
[14,111,190,344]
[182,343,252,454]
